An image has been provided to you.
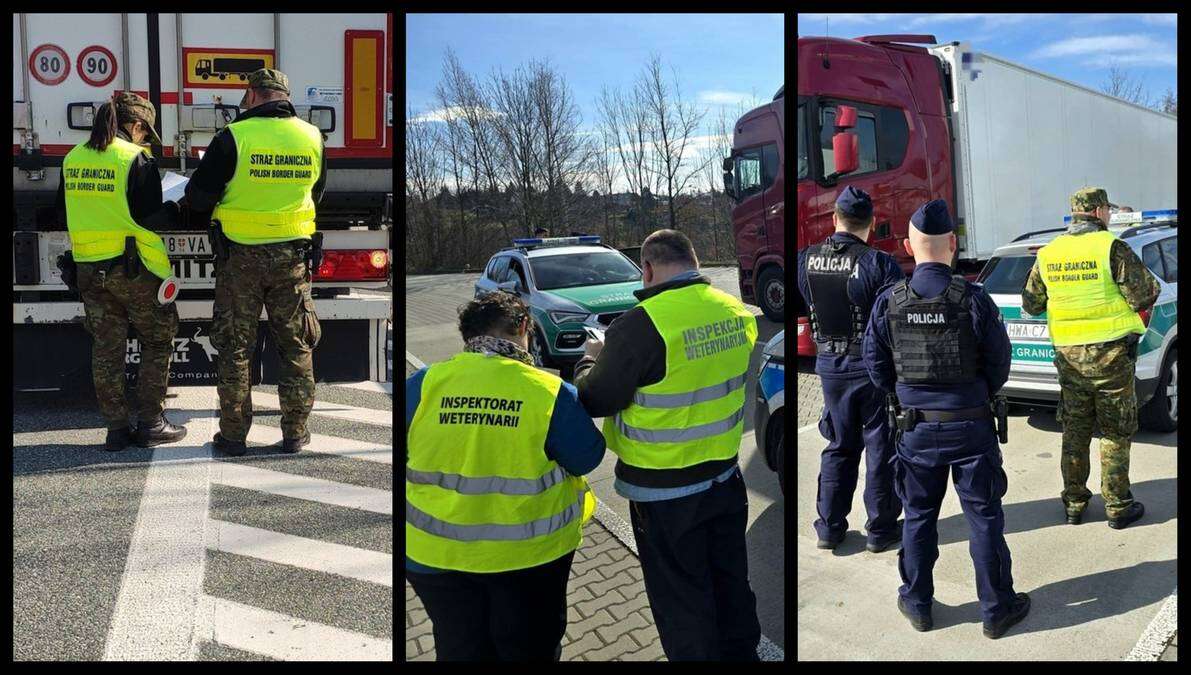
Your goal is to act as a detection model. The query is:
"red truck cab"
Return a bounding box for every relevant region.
[725,86,785,322]
[795,34,957,355]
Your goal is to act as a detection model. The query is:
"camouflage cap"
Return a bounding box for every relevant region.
[247,68,290,94]
[112,91,163,145]
[1071,187,1109,213]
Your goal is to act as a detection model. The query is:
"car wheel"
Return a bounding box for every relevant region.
[1140,347,1177,433]
[756,265,785,322]
[767,411,785,496]
[530,324,553,369]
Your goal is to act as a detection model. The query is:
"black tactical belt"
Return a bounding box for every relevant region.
[915,406,991,422]
[817,339,863,357]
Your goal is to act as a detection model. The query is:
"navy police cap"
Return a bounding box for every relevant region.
[834,185,873,220]
[910,199,954,235]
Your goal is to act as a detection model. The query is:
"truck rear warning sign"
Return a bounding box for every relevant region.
[182,48,274,88]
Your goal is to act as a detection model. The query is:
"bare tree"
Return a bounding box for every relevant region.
[593,119,621,245]
[598,85,661,243]
[1100,64,1151,107]
[1158,88,1177,116]
[405,106,445,270]
[488,64,542,237]
[638,54,708,232]
[528,60,594,234]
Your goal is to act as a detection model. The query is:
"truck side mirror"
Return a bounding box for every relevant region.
[835,104,857,129]
[832,132,859,177]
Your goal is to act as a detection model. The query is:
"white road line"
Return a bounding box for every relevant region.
[798,422,818,435]
[243,426,392,464]
[333,381,394,395]
[211,461,393,515]
[195,595,392,661]
[206,520,392,587]
[253,391,392,428]
[406,350,427,370]
[103,417,217,660]
[591,499,785,661]
[1126,587,1178,660]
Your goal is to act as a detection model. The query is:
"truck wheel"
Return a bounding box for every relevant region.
[1140,347,1177,433]
[219,74,226,80]
[756,265,785,322]
[201,73,209,80]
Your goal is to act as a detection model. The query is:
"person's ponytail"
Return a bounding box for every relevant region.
[85,95,120,152]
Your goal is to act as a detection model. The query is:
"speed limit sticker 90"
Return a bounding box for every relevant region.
[78,45,117,87]
[29,44,70,86]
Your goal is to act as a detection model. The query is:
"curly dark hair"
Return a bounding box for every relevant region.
[458,292,530,340]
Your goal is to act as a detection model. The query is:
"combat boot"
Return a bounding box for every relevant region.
[1065,508,1084,525]
[134,414,187,448]
[104,427,134,452]
[983,592,1030,639]
[867,519,904,552]
[213,432,247,457]
[897,596,933,632]
[279,430,311,454]
[1108,502,1145,529]
[816,533,844,550]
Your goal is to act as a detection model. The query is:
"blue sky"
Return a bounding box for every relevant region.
[796,13,1178,103]
[406,13,784,144]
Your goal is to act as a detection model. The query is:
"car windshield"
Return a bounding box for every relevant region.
[530,251,641,290]
[978,254,1038,295]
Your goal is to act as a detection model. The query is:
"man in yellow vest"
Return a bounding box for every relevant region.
[185,69,326,456]
[406,292,604,661]
[1022,187,1160,529]
[575,229,762,661]
[57,92,187,451]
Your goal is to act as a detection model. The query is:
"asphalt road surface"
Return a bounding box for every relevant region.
[795,356,1177,660]
[13,381,394,661]
[404,266,786,650]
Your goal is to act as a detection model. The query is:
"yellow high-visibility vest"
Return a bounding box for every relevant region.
[406,351,594,573]
[604,284,758,469]
[213,116,322,245]
[63,138,172,280]
[1036,230,1145,346]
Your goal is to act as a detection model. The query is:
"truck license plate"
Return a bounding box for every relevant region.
[162,233,212,258]
[1006,321,1049,341]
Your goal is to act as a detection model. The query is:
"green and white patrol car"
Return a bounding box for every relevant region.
[474,236,643,380]
[976,209,1177,432]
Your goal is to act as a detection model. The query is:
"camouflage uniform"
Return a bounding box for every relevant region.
[1021,188,1161,519]
[78,261,179,429]
[210,243,321,441]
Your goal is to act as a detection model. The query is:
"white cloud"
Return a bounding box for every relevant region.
[797,13,909,26]
[697,90,754,106]
[1085,52,1179,68]
[407,105,504,124]
[1140,14,1177,26]
[1030,34,1156,58]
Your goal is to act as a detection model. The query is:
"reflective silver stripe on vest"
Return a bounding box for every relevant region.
[406,496,583,542]
[614,405,745,443]
[631,372,748,409]
[406,466,568,496]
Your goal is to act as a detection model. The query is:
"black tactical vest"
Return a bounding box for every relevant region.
[805,239,870,356]
[887,275,981,384]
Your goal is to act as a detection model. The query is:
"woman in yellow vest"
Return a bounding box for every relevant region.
[406,292,604,661]
[57,92,186,451]
[574,229,762,661]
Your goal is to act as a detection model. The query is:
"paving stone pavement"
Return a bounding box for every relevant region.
[1159,631,1177,661]
[405,521,666,662]
[797,357,824,428]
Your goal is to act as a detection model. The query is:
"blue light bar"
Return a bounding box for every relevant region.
[512,235,603,248]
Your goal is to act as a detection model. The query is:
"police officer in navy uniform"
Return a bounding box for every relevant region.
[797,186,905,552]
[864,199,1030,639]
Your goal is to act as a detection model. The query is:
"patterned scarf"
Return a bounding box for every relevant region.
[464,335,536,366]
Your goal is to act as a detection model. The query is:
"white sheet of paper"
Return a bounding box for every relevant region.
[161,171,189,204]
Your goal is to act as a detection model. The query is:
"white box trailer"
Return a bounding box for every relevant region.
[12,13,393,391]
[930,42,1178,262]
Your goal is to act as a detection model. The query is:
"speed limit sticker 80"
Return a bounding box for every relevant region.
[78,45,118,87]
[29,43,70,86]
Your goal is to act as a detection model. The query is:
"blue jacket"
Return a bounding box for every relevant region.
[405,363,606,573]
[797,232,905,378]
[863,262,1011,409]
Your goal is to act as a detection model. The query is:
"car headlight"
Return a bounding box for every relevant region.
[548,310,589,325]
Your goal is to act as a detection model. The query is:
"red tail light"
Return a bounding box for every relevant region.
[313,249,390,281]
[1139,309,1151,327]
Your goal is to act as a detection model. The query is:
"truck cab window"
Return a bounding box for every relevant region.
[820,107,878,176]
[761,144,779,189]
[735,148,763,199]
[796,103,808,180]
